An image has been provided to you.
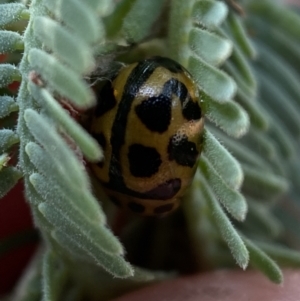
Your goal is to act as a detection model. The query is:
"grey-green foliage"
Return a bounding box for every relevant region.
[168,0,254,272]
[2,0,300,298]
[243,0,300,247]
[9,0,134,291]
[0,3,27,28]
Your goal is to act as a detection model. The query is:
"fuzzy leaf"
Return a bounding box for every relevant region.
[28,49,95,109]
[225,13,257,59]
[33,17,95,74]
[192,0,228,28]
[203,129,243,190]
[0,64,21,88]
[247,198,283,238]
[202,94,249,138]
[200,156,247,221]
[44,0,102,44]
[104,0,136,37]
[243,236,283,283]
[188,55,237,103]
[0,3,26,28]
[0,96,18,118]
[189,28,232,66]
[200,174,249,269]
[240,128,277,164]
[0,166,22,198]
[236,90,269,131]
[25,142,105,223]
[266,113,296,159]
[224,61,255,99]
[227,45,257,93]
[0,31,23,53]
[28,83,102,162]
[122,0,165,43]
[51,227,134,278]
[257,72,300,138]
[254,42,300,109]
[256,241,300,267]
[0,129,19,153]
[24,109,90,190]
[212,128,272,171]
[42,250,67,301]
[242,164,288,200]
[30,173,124,255]
[249,1,300,42]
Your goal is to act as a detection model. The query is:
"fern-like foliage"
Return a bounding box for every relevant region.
[1,0,300,300]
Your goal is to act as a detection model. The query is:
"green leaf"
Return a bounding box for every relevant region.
[0,129,19,153]
[247,198,283,238]
[189,28,232,66]
[200,174,249,269]
[249,1,300,42]
[0,3,26,28]
[266,112,296,159]
[192,0,228,28]
[0,96,18,118]
[25,142,105,223]
[203,129,243,190]
[24,109,90,190]
[212,128,272,172]
[42,250,67,301]
[202,94,249,138]
[0,166,22,198]
[44,0,102,44]
[199,156,247,221]
[33,17,95,74]
[122,0,165,43]
[224,12,257,59]
[243,236,283,283]
[0,64,21,89]
[28,49,95,109]
[28,83,102,162]
[241,129,286,176]
[236,90,269,131]
[30,173,124,255]
[227,45,257,93]
[256,241,300,267]
[188,55,237,102]
[257,72,300,138]
[0,31,23,53]
[242,164,288,200]
[254,42,300,110]
[51,228,134,278]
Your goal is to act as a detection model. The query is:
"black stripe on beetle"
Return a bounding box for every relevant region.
[108,60,158,189]
[95,82,117,117]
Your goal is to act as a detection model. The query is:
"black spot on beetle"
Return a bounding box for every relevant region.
[128,202,145,213]
[128,144,162,177]
[154,203,174,214]
[182,98,202,121]
[93,132,107,150]
[168,134,199,167]
[135,95,172,133]
[143,178,181,200]
[95,82,117,117]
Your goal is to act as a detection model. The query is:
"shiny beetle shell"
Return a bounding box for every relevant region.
[90,57,204,216]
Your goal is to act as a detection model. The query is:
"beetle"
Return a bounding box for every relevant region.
[90,56,204,216]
